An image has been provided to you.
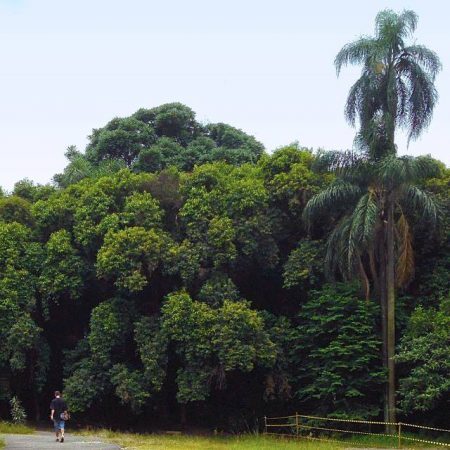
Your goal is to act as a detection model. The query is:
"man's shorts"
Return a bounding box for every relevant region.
[53,419,65,431]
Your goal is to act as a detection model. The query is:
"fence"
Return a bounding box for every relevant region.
[263,413,450,448]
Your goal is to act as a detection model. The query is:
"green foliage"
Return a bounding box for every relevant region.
[180,163,278,271]
[32,190,75,239]
[110,364,149,413]
[0,196,34,227]
[9,396,26,424]
[13,178,56,202]
[207,217,237,268]
[289,284,384,418]
[134,103,200,146]
[260,144,330,216]
[88,298,133,366]
[134,317,168,392]
[397,298,450,412]
[122,192,163,230]
[0,222,45,386]
[206,123,264,163]
[54,146,127,187]
[161,292,276,403]
[134,137,185,173]
[0,99,447,428]
[64,355,108,413]
[96,227,165,292]
[283,239,324,289]
[86,117,156,166]
[197,273,240,307]
[7,315,41,371]
[64,103,264,178]
[262,313,294,402]
[38,230,84,305]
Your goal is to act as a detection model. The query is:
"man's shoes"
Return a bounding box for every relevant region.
[60,437,64,443]
[56,438,59,442]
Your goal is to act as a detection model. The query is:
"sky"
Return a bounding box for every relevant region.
[0,0,449,190]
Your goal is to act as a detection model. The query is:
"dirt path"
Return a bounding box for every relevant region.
[2,432,121,449]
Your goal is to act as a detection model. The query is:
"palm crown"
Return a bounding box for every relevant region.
[304,152,440,296]
[335,10,441,158]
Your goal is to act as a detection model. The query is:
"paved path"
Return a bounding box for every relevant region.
[2,432,121,449]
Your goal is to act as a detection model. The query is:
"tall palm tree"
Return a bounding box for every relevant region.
[304,10,441,425]
[335,9,441,157]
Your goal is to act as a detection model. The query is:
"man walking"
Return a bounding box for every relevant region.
[50,391,68,443]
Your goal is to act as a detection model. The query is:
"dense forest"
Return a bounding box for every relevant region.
[0,9,449,432]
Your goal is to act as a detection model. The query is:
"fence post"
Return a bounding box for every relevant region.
[296,412,299,437]
[398,422,402,448]
[264,416,267,435]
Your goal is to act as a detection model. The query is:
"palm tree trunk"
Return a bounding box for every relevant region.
[386,200,397,426]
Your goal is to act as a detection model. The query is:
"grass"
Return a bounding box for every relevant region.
[80,429,450,450]
[0,437,4,449]
[82,430,351,449]
[0,421,34,434]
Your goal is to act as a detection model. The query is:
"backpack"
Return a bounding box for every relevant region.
[60,411,70,421]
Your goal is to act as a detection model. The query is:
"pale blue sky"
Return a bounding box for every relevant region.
[0,0,448,190]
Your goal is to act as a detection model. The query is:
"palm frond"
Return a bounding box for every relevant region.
[398,10,419,38]
[359,111,398,159]
[396,77,408,119]
[375,9,417,46]
[396,212,414,287]
[311,149,364,174]
[375,9,404,48]
[345,72,378,126]
[377,155,438,188]
[377,155,412,187]
[397,58,438,142]
[403,186,440,226]
[324,216,354,279]
[335,37,379,76]
[348,192,379,264]
[402,45,442,80]
[303,181,361,228]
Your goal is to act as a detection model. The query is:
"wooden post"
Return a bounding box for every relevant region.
[295,412,299,437]
[264,416,267,435]
[398,422,402,448]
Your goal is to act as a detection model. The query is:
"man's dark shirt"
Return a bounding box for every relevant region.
[50,397,67,419]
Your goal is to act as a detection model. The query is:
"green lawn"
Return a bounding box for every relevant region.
[0,437,4,449]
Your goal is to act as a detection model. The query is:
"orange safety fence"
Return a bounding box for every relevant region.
[263,412,450,448]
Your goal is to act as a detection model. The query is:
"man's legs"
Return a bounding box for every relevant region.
[60,421,65,442]
[54,421,60,441]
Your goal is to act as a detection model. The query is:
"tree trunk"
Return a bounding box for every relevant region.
[386,200,397,426]
[358,255,370,301]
